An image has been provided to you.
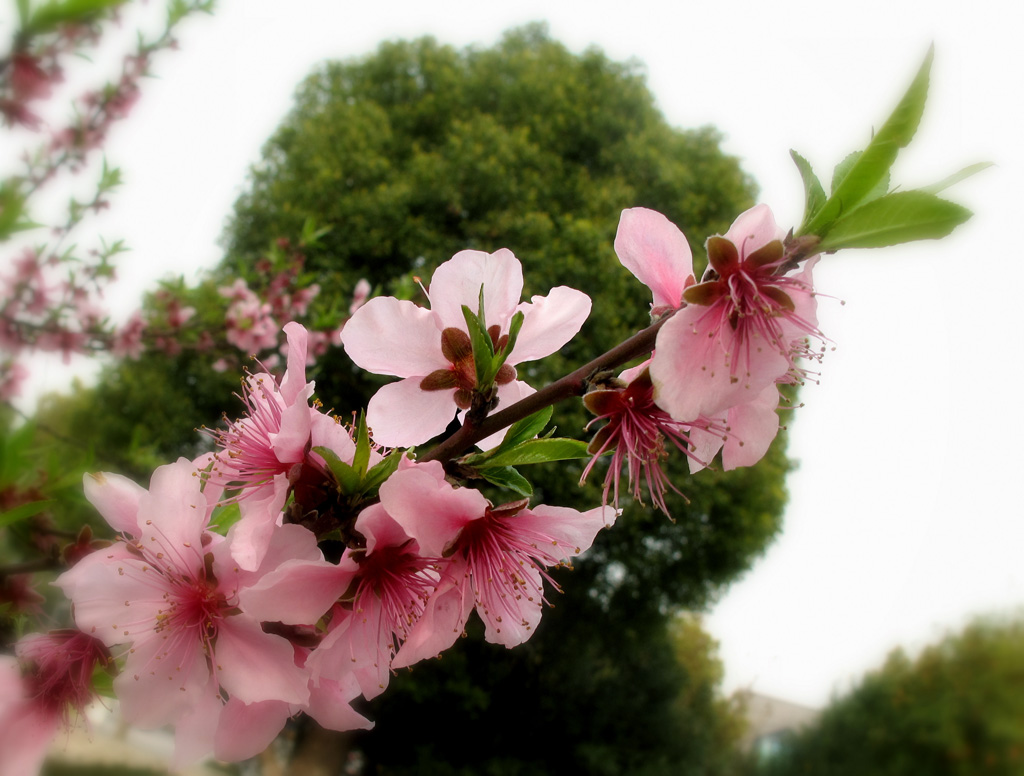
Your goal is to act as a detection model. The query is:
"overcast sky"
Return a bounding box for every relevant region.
[10,0,1024,709]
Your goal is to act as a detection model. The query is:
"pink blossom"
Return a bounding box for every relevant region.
[111,311,146,359]
[581,362,720,514]
[0,631,109,776]
[54,459,312,743]
[650,205,821,422]
[686,383,781,473]
[341,249,592,447]
[207,321,316,495]
[349,278,371,314]
[375,463,615,665]
[308,502,442,699]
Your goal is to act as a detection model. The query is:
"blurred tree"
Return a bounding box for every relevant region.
[39,23,790,774]
[752,618,1024,776]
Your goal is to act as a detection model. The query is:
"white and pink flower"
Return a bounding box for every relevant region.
[340,249,592,448]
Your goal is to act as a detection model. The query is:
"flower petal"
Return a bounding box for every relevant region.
[238,556,357,626]
[614,207,694,309]
[429,249,523,331]
[723,203,784,254]
[214,697,292,763]
[214,618,308,706]
[506,286,592,364]
[83,471,146,536]
[366,377,458,448]
[341,296,446,377]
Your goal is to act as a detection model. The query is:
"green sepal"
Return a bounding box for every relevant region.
[478,466,533,497]
[817,190,972,251]
[0,500,54,530]
[801,47,933,238]
[475,438,591,469]
[790,149,827,232]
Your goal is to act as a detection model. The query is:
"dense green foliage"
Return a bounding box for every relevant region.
[753,619,1024,776]
[36,24,789,774]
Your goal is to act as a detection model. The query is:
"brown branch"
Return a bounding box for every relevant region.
[420,311,675,466]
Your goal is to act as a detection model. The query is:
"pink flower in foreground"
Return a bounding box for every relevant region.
[370,463,615,666]
[686,383,781,473]
[581,363,721,514]
[207,321,316,494]
[341,249,592,447]
[55,459,311,747]
[0,631,109,776]
[650,205,821,422]
[309,502,442,700]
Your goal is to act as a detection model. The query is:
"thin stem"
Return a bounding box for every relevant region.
[421,311,675,465]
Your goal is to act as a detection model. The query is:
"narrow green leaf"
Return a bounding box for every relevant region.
[362,450,403,492]
[478,466,533,497]
[461,303,495,389]
[0,500,54,530]
[500,406,554,452]
[501,310,525,361]
[802,47,933,237]
[479,438,591,468]
[313,446,361,493]
[790,149,827,231]
[919,162,993,195]
[352,412,371,476]
[831,151,889,203]
[817,190,972,251]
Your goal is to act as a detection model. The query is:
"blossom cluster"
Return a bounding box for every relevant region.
[0,202,829,770]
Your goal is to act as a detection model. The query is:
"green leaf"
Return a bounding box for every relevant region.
[817,190,972,251]
[362,450,403,492]
[919,162,992,195]
[478,466,533,497]
[831,151,889,203]
[352,412,371,476]
[313,446,362,493]
[0,500,54,530]
[499,406,554,452]
[209,502,242,536]
[801,47,933,238]
[791,149,827,231]
[462,301,495,390]
[91,665,116,699]
[500,310,525,361]
[26,0,126,34]
[478,438,591,468]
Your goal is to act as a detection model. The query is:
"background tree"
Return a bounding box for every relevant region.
[35,24,788,773]
[751,618,1024,776]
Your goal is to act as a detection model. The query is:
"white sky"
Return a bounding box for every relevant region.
[9,0,1024,709]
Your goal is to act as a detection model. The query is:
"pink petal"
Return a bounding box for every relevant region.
[214,617,309,706]
[279,321,311,405]
[138,458,212,572]
[310,410,357,462]
[268,383,314,464]
[614,207,694,309]
[171,683,221,768]
[391,568,472,668]
[238,556,357,626]
[428,249,523,331]
[650,307,789,422]
[366,377,458,448]
[514,504,617,560]
[0,694,58,776]
[340,296,446,377]
[721,384,780,471]
[306,674,374,732]
[227,473,288,572]
[506,286,592,364]
[379,464,489,558]
[116,634,210,727]
[723,203,784,253]
[83,471,145,535]
[356,503,414,555]
[477,562,544,648]
[214,697,292,762]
